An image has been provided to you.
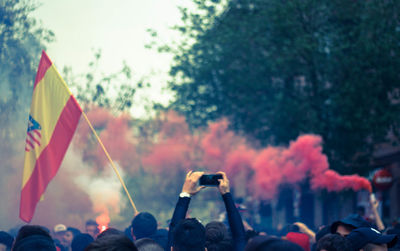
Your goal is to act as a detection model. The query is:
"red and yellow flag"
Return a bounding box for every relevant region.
[20,51,82,222]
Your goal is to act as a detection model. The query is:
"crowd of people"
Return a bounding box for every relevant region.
[0,171,399,251]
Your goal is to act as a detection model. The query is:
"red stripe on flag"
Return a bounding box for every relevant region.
[34,51,53,90]
[25,139,35,150]
[19,96,82,222]
[27,132,41,146]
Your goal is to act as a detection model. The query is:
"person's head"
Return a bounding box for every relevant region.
[13,225,56,251]
[245,236,304,251]
[316,234,352,251]
[85,234,138,251]
[135,238,163,251]
[131,212,158,240]
[0,231,13,251]
[71,233,94,251]
[346,227,398,251]
[205,221,233,251]
[149,229,168,250]
[62,227,81,248]
[96,228,123,240]
[85,220,99,238]
[331,214,371,236]
[316,226,331,243]
[53,224,67,242]
[172,218,206,251]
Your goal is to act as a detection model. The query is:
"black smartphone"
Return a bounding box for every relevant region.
[199,174,223,186]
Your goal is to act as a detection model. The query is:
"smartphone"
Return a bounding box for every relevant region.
[199,174,223,186]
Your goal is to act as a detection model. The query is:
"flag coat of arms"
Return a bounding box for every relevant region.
[20,51,82,222]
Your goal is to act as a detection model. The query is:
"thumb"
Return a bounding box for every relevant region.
[196,186,206,193]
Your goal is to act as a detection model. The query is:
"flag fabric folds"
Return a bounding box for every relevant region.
[20,51,82,222]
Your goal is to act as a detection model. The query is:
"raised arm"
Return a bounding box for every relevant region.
[217,171,246,251]
[370,195,385,231]
[167,171,204,250]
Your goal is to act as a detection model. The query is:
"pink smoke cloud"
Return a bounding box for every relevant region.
[249,134,372,199]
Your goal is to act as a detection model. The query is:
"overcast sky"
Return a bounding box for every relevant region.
[32,0,189,117]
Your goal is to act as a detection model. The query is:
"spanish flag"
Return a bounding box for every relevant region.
[20,51,82,222]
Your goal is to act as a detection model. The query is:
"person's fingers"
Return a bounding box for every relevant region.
[195,186,206,193]
[217,171,228,181]
[187,170,193,178]
[191,171,204,180]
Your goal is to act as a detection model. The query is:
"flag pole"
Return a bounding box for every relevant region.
[81,111,138,215]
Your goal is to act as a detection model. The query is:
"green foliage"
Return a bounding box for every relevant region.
[0,0,54,154]
[0,0,54,121]
[163,0,400,174]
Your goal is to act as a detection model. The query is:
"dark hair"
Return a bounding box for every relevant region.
[0,231,14,249]
[149,229,168,250]
[172,218,206,251]
[71,233,94,251]
[205,221,233,251]
[14,225,51,243]
[245,237,303,251]
[135,238,163,251]
[316,234,352,251]
[13,225,56,251]
[131,212,158,240]
[84,234,138,251]
[315,226,331,242]
[96,228,123,240]
[263,239,304,251]
[67,227,81,238]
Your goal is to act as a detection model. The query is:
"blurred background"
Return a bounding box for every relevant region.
[1,0,399,233]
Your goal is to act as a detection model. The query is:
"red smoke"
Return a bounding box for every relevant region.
[312,169,372,192]
[252,147,285,199]
[201,119,247,172]
[224,146,256,176]
[143,115,372,198]
[142,111,198,174]
[142,140,192,173]
[75,106,114,149]
[248,134,372,199]
[96,115,137,172]
[74,107,138,173]
[70,108,372,221]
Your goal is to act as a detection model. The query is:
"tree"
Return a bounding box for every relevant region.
[163,0,400,174]
[0,0,54,228]
[62,49,145,113]
[0,0,54,128]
